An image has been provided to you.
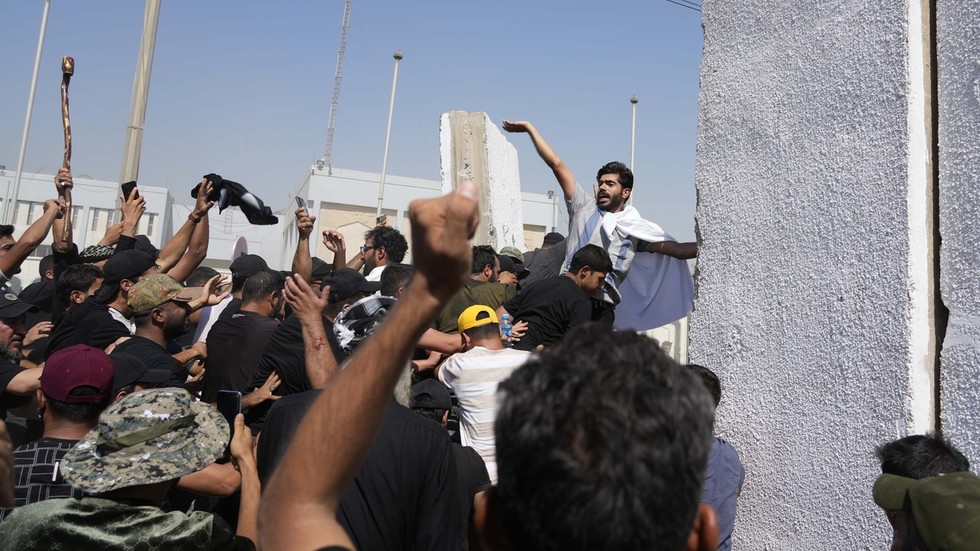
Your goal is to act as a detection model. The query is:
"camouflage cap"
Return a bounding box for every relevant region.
[127,274,202,315]
[60,388,228,493]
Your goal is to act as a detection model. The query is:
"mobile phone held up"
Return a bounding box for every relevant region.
[295,196,306,210]
[121,181,139,200]
[216,390,242,446]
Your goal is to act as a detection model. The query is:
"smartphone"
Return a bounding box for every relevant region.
[376,214,387,226]
[295,196,306,210]
[121,181,139,199]
[215,390,242,445]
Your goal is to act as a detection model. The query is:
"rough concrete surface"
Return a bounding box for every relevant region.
[938,0,980,463]
[439,111,526,250]
[692,1,933,548]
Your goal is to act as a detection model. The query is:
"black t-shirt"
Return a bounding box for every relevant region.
[111,336,185,388]
[46,298,131,358]
[202,312,279,403]
[504,275,592,351]
[217,298,243,323]
[452,443,490,547]
[0,357,29,420]
[258,392,464,551]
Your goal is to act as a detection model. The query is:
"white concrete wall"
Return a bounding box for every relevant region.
[691,1,934,548]
[440,111,526,250]
[937,0,980,463]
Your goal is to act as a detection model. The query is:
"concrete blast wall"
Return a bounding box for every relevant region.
[691,0,938,548]
[439,111,526,251]
[938,0,980,465]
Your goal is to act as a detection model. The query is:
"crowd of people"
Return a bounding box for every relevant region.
[0,120,971,551]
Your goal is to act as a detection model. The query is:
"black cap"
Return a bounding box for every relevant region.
[0,291,37,319]
[134,235,159,258]
[321,268,380,303]
[497,255,530,280]
[411,379,452,410]
[94,250,157,304]
[543,232,565,247]
[229,254,269,278]
[311,257,332,280]
[110,353,172,391]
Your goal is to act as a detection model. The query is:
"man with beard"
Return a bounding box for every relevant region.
[203,270,286,405]
[0,293,40,422]
[110,275,228,388]
[503,120,697,330]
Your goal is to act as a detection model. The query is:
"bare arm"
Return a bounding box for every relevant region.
[230,413,260,545]
[177,461,241,497]
[322,230,347,272]
[0,420,13,507]
[346,251,365,272]
[503,120,576,201]
[241,372,281,410]
[419,328,464,355]
[158,180,214,274]
[644,240,698,260]
[259,181,479,550]
[52,168,73,253]
[167,199,211,282]
[5,366,43,395]
[283,276,337,389]
[291,207,315,283]
[0,200,65,278]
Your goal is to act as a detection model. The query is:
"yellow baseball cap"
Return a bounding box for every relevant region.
[457,305,499,333]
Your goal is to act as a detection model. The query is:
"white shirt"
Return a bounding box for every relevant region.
[364,265,386,282]
[438,346,531,483]
[192,294,233,343]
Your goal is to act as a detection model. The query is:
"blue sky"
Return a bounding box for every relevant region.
[1,0,704,242]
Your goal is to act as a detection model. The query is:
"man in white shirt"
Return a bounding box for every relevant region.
[354,227,408,282]
[437,305,530,483]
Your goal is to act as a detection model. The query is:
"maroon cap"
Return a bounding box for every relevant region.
[40,344,115,404]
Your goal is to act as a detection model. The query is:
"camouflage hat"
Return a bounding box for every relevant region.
[60,387,228,493]
[127,274,202,315]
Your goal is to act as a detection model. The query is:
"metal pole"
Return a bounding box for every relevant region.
[629,95,638,205]
[119,0,161,185]
[9,0,52,224]
[376,50,403,219]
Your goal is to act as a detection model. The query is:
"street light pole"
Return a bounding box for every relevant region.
[629,95,638,205]
[119,0,161,186]
[376,50,403,220]
[8,0,52,223]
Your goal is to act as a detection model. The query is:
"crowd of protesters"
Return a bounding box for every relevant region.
[0,129,971,551]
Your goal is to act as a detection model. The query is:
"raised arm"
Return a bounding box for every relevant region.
[157,179,214,274]
[0,199,65,278]
[503,120,576,201]
[282,274,337,388]
[52,168,73,254]
[260,181,479,550]
[119,188,146,240]
[322,230,347,272]
[644,240,698,260]
[290,207,315,283]
[167,182,214,281]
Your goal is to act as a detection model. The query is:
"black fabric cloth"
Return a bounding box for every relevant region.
[46,298,130,357]
[244,314,344,430]
[0,357,27,421]
[111,336,185,388]
[51,244,81,325]
[452,443,491,549]
[202,311,279,403]
[19,279,54,317]
[192,174,278,226]
[258,392,464,551]
[504,275,592,351]
[520,240,567,286]
[216,298,242,323]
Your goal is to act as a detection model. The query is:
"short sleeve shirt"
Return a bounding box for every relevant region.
[562,181,645,304]
[503,275,591,350]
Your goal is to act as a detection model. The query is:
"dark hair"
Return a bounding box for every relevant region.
[38,255,55,278]
[56,264,104,307]
[411,406,448,424]
[876,434,970,478]
[45,387,110,424]
[365,226,408,263]
[0,225,13,238]
[185,266,220,287]
[242,270,286,303]
[471,245,497,275]
[463,322,500,342]
[495,325,714,551]
[380,263,413,297]
[567,244,613,275]
[686,364,721,408]
[596,161,634,190]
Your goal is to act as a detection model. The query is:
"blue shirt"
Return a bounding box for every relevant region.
[701,437,745,551]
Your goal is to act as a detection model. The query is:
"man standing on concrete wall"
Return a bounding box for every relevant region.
[503,120,695,330]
